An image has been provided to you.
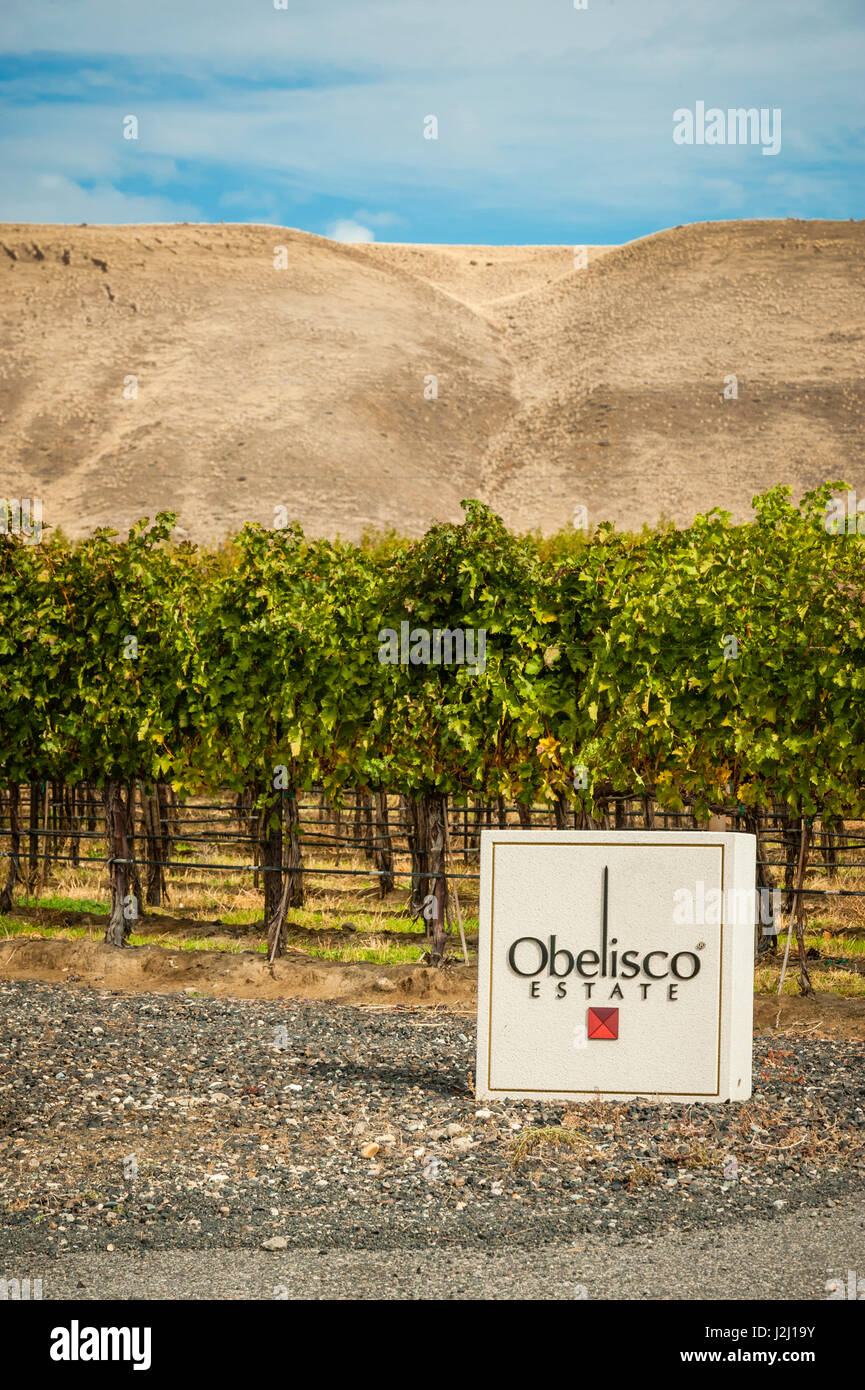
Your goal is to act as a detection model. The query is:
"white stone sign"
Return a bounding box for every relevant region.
[476,831,755,1104]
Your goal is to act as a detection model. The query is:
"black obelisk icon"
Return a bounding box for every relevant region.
[600,864,608,977]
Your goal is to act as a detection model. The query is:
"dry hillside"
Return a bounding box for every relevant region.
[0,218,862,541]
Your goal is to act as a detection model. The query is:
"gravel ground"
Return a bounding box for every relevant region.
[7,1200,865,1300]
[3,1195,862,1301]
[0,980,863,1264]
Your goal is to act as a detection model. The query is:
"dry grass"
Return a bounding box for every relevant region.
[302,937,427,965]
[625,1164,659,1188]
[510,1127,594,1167]
[754,962,865,998]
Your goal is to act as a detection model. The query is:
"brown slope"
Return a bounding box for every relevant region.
[475,219,865,532]
[0,219,862,541]
[357,242,617,315]
[0,224,516,541]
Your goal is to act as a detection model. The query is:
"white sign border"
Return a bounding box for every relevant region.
[476,830,755,1104]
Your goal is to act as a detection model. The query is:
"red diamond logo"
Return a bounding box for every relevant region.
[587,1006,619,1040]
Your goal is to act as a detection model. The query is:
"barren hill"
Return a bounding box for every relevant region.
[1,219,863,541]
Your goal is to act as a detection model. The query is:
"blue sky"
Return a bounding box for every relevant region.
[1,0,862,243]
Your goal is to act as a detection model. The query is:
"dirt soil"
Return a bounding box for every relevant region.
[0,936,476,1008]
[2,218,863,541]
[1,934,863,1034]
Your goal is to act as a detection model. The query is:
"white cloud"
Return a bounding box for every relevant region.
[3,0,860,74]
[0,174,199,224]
[351,208,402,228]
[0,1,861,231]
[699,178,747,211]
[325,218,375,242]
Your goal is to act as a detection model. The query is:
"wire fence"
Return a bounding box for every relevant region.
[1,786,864,900]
